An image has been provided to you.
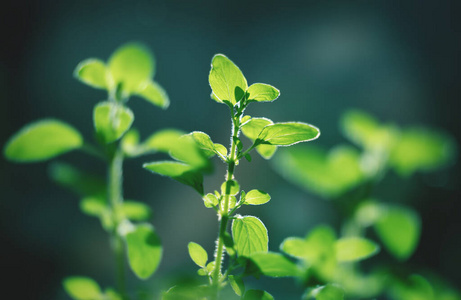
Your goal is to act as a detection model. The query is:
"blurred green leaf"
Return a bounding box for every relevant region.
[209,54,247,105]
[121,129,140,157]
[341,109,379,148]
[121,201,152,221]
[80,196,106,217]
[125,223,162,279]
[244,189,270,205]
[143,161,204,194]
[142,129,185,153]
[242,289,274,300]
[374,205,421,260]
[135,80,169,109]
[390,274,435,300]
[305,284,344,300]
[169,135,212,171]
[104,288,122,300]
[74,58,108,89]
[93,102,134,143]
[4,119,83,162]
[232,216,268,257]
[335,237,379,262]
[108,43,154,95]
[247,83,280,102]
[249,252,301,277]
[256,122,320,147]
[273,145,363,198]
[188,242,208,267]
[221,179,240,196]
[390,128,456,176]
[63,276,103,300]
[229,275,245,297]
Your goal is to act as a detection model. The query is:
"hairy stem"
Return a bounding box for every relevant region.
[108,147,127,298]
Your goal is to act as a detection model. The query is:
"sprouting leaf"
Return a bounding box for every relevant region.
[93,102,134,143]
[229,275,245,297]
[63,276,103,300]
[306,284,344,300]
[209,54,248,105]
[108,42,155,95]
[244,190,270,205]
[390,128,456,176]
[374,205,421,260]
[203,193,219,208]
[125,223,162,279]
[256,122,320,147]
[48,162,106,197]
[74,59,108,89]
[188,242,208,267]
[247,83,280,102]
[80,196,106,217]
[272,145,363,198]
[143,161,204,194]
[241,117,277,159]
[121,201,152,221]
[142,129,185,153]
[135,80,169,109]
[249,252,301,277]
[335,237,379,262]
[4,119,83,162]
[232,216,268,257]
[242,289,274,300]
[221,180,240,196]
[214,143,228,161]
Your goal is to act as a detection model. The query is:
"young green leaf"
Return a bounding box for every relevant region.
[63,276,103,300]
[203,193,219,208]
[232,216,268,257]
[120,129,140,156]
[242,289,274,300]
[125,224,162,279]
[256,122,320,146]
[247,83,280,102]
[244,189,270,205]
[143,161,204,194]
[249,252,301,277]
[280,237,311,260]
[74,58,108,89]
[306,284,345,300]
[80,196,107,217]
[135,80,170,109]
[142,129,185,153]
[374,205,421,260]
[93,102,134,143]
[188,242,208,267]
[121,201,152,221]
[335,237,380,262]
[209,54,248,105]
[108,42,155,95]
[241,117,278,159]
[228,275,245,297]
[190,131,217,157]
[4,119,83,162]
[221,179,240,196]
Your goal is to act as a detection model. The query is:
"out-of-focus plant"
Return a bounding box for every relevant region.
[144,54,321,299]
[270,109,459,299]
[3,43,172,300]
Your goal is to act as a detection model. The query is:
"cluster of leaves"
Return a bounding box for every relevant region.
[144,54,320,299]
[269,110,459,299]
[4,43,172,299]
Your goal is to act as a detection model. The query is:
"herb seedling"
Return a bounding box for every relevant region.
[144,54,320,299]
[4,43,172,300]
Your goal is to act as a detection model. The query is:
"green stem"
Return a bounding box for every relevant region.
[108,147,127,299]
[211,112,240,298]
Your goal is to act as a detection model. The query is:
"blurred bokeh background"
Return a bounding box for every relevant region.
[1,0,460,299]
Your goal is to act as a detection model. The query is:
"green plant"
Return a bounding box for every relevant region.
[143,54,320,299]
[3,43,172,300]
[269,109,459,299]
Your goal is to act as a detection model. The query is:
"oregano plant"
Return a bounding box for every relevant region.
[3,43,172,300]
[143,54,320,299]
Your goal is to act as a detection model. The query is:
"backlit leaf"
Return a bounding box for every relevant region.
[244,190,270,205]
[241,118,277,159]
[250,252,301,277]
[142,129,185,153]
[136,80,169,109]
[121,201,152,221]
[74,59,108,89]
[229,275,245,297]
[203,193,219,208]
[93,102,134,143]
[125,224,162,279]
[4,119,83,162]
[209,54,248,105]
[256,122,320,146]
[188,242,208,267]
[335,237,379,262]
[232,216,268,257]
[63,276,102,300]
[247,83,280,102]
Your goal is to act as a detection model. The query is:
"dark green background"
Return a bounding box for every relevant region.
[1,0,460,299]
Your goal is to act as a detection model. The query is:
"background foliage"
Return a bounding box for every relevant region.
[1,0,460,299]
